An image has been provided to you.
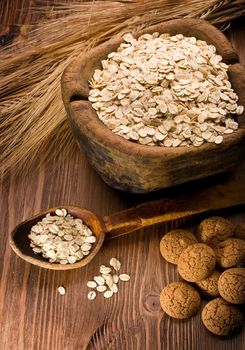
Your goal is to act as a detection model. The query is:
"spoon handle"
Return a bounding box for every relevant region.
[103,179,245,240]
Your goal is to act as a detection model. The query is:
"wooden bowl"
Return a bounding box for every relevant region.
[61,19,245,193]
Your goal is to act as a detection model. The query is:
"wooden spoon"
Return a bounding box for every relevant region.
[10,179,245,270]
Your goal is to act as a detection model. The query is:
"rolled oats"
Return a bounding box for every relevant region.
[113,274,119,283]
[110,257,121,271]
[88,33,244,148]
[87,258,130,301]
[99,266,112,274]
[104,290,114,298]
[110,284,118,293]
[119,274,131,281]
[58,286,66,295]
[88,291,97,300]
[28,209,96,264]
[55,209,64,217]
[96,285,107,292]
[94,276,105,286]
[87,281,97,288]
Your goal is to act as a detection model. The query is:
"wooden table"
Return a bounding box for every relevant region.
[0,4,244,349]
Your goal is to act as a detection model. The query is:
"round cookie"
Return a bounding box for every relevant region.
[160,282,201,319]
[215,238,245,268]
[177,243,216,282]
[195,269,221,298]
[235,223,245,240]
[201,298,244,336]
[160,229,198,264]
[198,217,235,247]
[218,268,245,304]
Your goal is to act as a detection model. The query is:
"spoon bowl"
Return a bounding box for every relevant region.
[9,206,105,270]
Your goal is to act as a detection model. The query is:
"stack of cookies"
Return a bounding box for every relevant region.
[159,217,245,336]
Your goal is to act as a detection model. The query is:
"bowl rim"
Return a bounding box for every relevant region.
[69,98,245,158]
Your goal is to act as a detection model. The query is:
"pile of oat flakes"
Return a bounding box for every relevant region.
[89,32,243,147]
[87,257,130,300]
[29,209,96,264]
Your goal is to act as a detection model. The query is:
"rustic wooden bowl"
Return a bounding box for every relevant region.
[61,18,245,193]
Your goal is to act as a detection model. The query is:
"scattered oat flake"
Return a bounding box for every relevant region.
[94,276,105,285]
[110,284,118,293]
[110,257,121,271]
[113,275,119,283]
[119,274,130,281]
[58,286,66,295]
[87,258,130,299]
[87,281,97,288]
[100,266,111,274]
[104,290,114,298]
[88,291,97,300]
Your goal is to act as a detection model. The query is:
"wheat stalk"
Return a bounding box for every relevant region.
[200,0,232,18]
[0,0,244,175]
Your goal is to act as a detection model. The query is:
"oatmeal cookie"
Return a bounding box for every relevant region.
[160,282,201,319]
[215,238,245,268]
[160,229,197,264]
[198,217,235,247]
[177,243,216,282]
[201,298,244,336]
[218,268,245,304]
[195,269,221,298]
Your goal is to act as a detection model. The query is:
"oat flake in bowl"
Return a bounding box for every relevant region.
[88,32,243,147]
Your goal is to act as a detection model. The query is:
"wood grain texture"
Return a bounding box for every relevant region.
[0,4,245,350]
[0,0,30,27]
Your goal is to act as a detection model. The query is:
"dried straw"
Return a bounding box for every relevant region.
[0,0,244,175]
